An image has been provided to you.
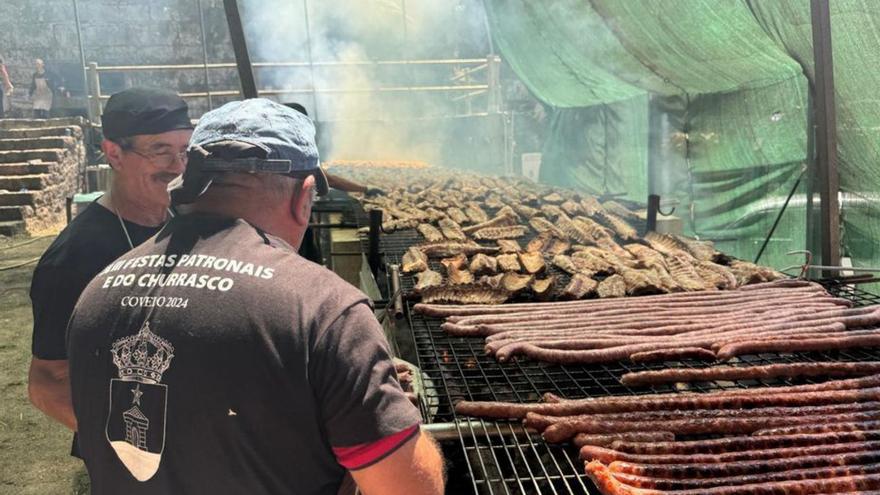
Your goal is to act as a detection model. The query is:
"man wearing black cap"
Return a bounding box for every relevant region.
[66,98,444,494]
[28,88,192,440]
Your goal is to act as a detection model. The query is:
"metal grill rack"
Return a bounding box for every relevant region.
[349,215,880,494]
[405,284,880,495]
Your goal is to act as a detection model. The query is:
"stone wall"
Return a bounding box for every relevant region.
[0,0,235,118]
[0,118,87,236]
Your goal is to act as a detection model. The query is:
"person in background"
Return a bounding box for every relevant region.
[66,98,444,494]
[29,58,60,118]
[282,101,385,264]
[0,56,13,118]
[28,88,192,452]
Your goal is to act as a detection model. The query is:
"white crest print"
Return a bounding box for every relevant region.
[106,321,174,481]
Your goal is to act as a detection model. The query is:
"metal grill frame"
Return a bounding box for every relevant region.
[349,205,880,494]
[405,287,880,495]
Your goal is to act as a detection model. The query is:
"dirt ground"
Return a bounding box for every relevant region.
[0,235,89,495]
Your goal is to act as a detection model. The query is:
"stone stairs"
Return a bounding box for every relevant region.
[0,117,87,236]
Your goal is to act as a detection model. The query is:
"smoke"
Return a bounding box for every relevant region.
[240,0,491,166]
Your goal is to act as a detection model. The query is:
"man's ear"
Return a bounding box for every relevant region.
[101,139,124,171]
[290,175,315,226]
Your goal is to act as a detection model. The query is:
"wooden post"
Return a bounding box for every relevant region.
[810,0,841,270]
[86,62,102,123]
[487,55,501,114]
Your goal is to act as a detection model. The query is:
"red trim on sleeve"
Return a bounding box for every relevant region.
[332,424,420,470]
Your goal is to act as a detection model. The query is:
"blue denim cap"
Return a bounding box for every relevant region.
[169,98,327,204]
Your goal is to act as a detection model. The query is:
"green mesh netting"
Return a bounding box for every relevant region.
[485,0,880,274]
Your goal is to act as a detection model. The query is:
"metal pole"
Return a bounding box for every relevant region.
[646,194,660,234]
[222,0,258,98]
[196,0,214,110]
[810,0,841,271]
[368,209,383,276]
[71,0,93,124]
[86,62,102,120]
[301,0,319,121]
[754,165,807,264]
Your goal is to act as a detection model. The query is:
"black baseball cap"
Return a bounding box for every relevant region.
[102,88,193,140]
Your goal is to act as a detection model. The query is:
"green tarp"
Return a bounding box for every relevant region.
[485,0,880,274]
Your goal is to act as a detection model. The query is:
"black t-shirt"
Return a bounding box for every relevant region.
[31,200,161,360]
[67,213,420,495]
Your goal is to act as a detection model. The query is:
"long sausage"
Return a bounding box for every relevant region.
[753,420,880,436]
[717,333,880,361]
[415,283,828,317]
[524,401,880,431]
[620,362,880,387]
[586,460,880,495]
[610,463,880,490]
[611,430,880,455]
[607,450,880,478]
[506,323,847,364]
[454,376,880,419]
[572,432,675,448]
[580,440,880,465]
[629,347,716,363]
[542,410,880,443]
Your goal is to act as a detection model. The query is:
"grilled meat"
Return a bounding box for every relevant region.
[418,241,498,258]
[447,266,475,285]
[478,273,505,290]
[513,204,540,219]
[496,239,522,254]
[462,212,518,234]
[473,225,527,240]
[665,252,711,291]
[501,272,534,293]
[542,192,565,204]
[644,231,694,257]
[561,273,599,300]
[580,196,603,216]
[469,253,498,275]
[440,253,467,272]
[597,274,626,298]
[401,246,428,273]
[419,284,510,305]
[560,200,583,217]
[595,210,638,241]
[497,253,522,272]
[519,251,546,274]
[446,207,469,225]
[417,223,445,242]
[382,218,420,232]
[463,205,489,224]
[601,200,639,220]
[729,259,785,286]
[438,218,467,241]
[413,269,443,292]
[531,276,556,300]
[540,204,565,219]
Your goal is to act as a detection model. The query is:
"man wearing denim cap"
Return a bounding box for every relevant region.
[29,88,192,454]
[66,98,444,495]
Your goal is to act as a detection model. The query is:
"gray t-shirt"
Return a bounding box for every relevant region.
[67,213,421,495]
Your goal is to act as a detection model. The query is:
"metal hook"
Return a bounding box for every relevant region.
[786,250,814,279]
[658,206,676,216]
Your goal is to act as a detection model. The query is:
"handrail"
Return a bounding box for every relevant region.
[92,58,490,72]
[96,84,490,100]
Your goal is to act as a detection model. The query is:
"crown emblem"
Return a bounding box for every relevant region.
[111,322,175,384]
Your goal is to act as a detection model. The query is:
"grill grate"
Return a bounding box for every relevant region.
[406,286,880,495]
[350,211,880,494]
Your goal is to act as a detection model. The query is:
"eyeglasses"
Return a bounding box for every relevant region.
[126,148,188,168]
